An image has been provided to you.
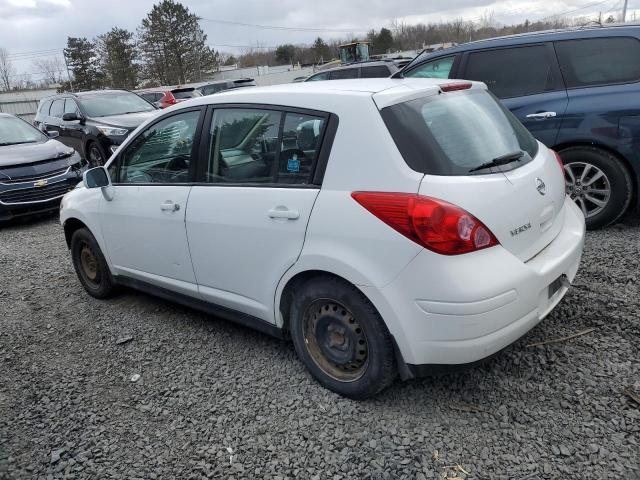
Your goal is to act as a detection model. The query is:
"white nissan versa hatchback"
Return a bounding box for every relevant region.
[60,79,585,399]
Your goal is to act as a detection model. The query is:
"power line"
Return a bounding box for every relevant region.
[199,17,365,33]
[538,0,616,21]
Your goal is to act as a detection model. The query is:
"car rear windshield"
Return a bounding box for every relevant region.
[172,88,202,99]
[380,88,538,175]
[79,92,156,117]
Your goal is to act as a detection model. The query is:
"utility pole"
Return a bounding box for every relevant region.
[622,0,628,22]
[62,51,74,92]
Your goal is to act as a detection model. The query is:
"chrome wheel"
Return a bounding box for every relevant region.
[564,162,611,219]
[302,299,369,382]
[79,243,99,284]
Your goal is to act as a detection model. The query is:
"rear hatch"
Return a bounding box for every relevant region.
[377,82,566,262]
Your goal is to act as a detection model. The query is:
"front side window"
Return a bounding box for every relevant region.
[49,99,65,118]
[405,56,455,79]
[206,108,327,185]
[78,91,156,117]
[380,88,538,175]
[554,37,640,88]
[118,110,200,184]
[64,99,79,115]
[464,45,556,98]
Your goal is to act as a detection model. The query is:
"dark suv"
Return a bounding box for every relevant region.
[398,24,640,229]
[305,60,399,81]
[34,90,158,166]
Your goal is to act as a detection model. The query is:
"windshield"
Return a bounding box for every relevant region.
[0,116,47,146]
[380,88,538,175]
[78,92,155,117]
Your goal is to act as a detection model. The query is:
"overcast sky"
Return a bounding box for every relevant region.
[0,0,635,79]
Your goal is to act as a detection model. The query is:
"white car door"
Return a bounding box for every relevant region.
[186,107,332,322]
[99,108,204,295]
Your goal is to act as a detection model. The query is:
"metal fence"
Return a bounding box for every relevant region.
[0,89,57,124]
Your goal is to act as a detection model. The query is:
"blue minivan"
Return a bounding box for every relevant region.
[397,24,640,229]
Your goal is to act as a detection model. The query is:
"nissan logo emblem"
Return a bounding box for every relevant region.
[536,178,546,196]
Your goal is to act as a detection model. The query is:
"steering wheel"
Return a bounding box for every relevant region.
[165,155,189,172]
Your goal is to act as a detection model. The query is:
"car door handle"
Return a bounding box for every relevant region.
[160,201,180,212]
[268,206,299,220]
[526,111,557,119]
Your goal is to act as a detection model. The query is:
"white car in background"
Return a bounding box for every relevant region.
[59,79,585,399]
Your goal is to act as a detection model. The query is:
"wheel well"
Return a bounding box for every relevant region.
[554,141,638,208]
[63,218,88,248]
[278,270,354,337]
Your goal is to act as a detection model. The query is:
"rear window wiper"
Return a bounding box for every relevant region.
[468,150,524,173]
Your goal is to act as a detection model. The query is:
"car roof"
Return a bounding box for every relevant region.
[41,89,134,100]
[402,23,640,72]
[169,78,486,113]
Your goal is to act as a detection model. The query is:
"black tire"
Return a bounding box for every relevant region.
[559,146,633,230]
[289,276,396,399]
[86,142,106,167]
[70,228,116,299]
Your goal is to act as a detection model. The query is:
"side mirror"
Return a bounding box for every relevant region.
[47,130,60,139]
[62,112,81,122]
[83,166,114,201]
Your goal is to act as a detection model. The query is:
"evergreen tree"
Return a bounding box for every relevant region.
[138,0,218,85]
[63,37,102,91]
[96,27,138,89]
[275,44,296,65]
[312,37,331,63]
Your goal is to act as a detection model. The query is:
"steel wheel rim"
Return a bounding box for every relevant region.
[302,299,369,382]
[564,162,611,219]
[79,243,99,284]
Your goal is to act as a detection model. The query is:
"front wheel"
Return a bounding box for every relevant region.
[289,276,396,399]
[70,228,116,299]
[86,142,106,167]
[560,146,633,230]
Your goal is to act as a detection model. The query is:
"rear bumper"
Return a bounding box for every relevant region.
[362,197,585,369]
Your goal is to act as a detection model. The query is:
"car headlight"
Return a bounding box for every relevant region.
[95,125,128,136]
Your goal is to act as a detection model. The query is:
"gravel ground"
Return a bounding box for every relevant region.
[0,213,638,480]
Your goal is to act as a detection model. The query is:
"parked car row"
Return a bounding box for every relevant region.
[61,78,585,399]
[136,78,257,108]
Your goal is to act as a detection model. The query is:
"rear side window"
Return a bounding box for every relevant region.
[464,45,556,98]
[49,99,65,118]
[139,93,156,102]
[380,89,539,176]
[330,68,359,80]
[206,108,327,185]
[361,65,391,78]
[307,72,330,81]
[554,37,640,88]
[405,56,455,79]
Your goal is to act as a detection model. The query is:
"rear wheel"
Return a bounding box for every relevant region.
[86,142,106,167]
[289,276,396,399]
[70,228,116,298]
[559,146,632,230]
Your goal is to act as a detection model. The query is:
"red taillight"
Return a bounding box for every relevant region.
[160,91,177,108]
[439,82,472,92]
[551,149,565,174]
[351,192,499,255]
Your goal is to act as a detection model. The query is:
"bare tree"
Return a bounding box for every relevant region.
[32,57,66,85]
[0,48,15,91]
